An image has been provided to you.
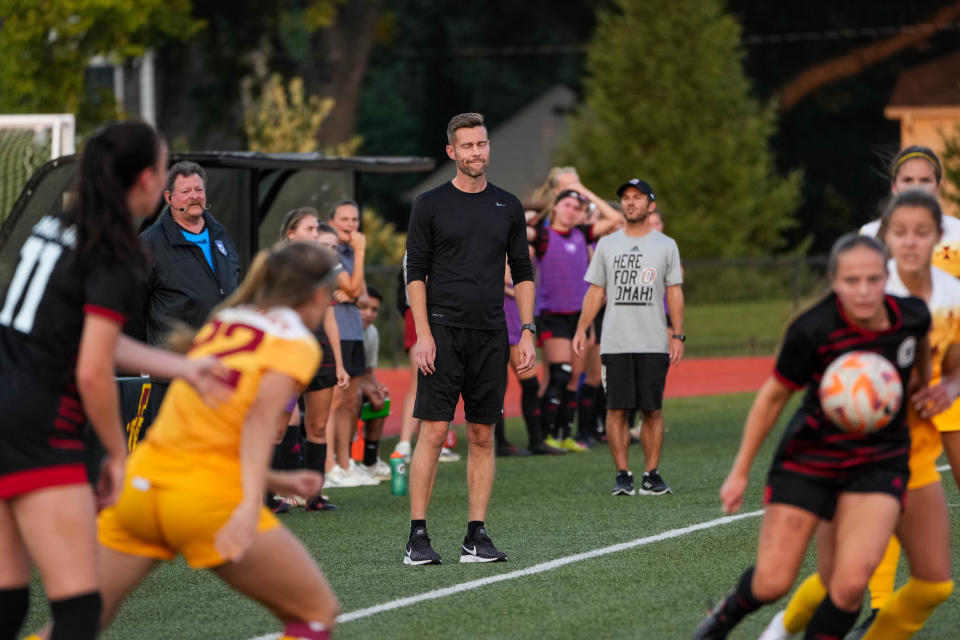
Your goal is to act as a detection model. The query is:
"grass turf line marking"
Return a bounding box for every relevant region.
[247,510,763,639]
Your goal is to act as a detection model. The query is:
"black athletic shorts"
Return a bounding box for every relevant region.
[765,454,909,520]
[540,311,579,341]
[0,431,89,499]
[594,305,605,342]
[340,340,366,378]
[414,323,509,424]
[306,339,337,391]
[601,353,669,411]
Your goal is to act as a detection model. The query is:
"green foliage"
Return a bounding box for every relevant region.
[561,0,802,259]
[0,0,200,119]
[941,124,960,213]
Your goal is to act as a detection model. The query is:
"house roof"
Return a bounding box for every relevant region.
[889,49,960,107]
[406,84,578,205]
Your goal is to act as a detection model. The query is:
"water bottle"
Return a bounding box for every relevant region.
[390,451,408,496]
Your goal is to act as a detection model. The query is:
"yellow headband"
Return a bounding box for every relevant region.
[893,151,941,180]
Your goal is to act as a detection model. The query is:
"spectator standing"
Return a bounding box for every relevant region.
[573,179,684,496]
[357,286,391,479]
[140,162,240,345]
[404,113,535,565]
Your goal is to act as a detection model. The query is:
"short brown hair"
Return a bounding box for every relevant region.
[446,112,485,144]
[165,161,207,193]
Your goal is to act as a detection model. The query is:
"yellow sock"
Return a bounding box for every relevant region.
[861,577,953,640]
[782,572,827,634]
[869,536,902,610]
[21,635,43,640]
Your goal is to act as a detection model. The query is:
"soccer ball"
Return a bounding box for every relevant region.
[818,351,903,434]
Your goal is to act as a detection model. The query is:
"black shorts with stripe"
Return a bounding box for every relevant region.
[307,339,337,391]
[601,353,669,411]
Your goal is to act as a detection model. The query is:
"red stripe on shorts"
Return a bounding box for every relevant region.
[0,463,88,499]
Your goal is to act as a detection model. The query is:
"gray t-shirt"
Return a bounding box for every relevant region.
[333,242,363,341]
[363,323,379,370]
[584,229,683,355]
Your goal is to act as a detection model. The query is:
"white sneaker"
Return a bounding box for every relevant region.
[361,458,391,480]
[325,465,363,488]
[284,495,307,508]
[348,460,381,485]
[629,425,642,439]
[758,611,796,640]
[439,447,461,462]
[394,441,412,463]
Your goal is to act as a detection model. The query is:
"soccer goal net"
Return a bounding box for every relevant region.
[0,114,75,225]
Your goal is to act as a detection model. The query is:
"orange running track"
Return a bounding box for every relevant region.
[374,356,774,436]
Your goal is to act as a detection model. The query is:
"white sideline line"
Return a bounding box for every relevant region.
[247,510,763,639]
[247,464,957,639]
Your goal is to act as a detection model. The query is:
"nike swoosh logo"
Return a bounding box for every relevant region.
[462,545,477,555]
[496,202,506,207]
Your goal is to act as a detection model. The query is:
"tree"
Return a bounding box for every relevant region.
[562,0,801,259]
[941,124,960,213]
[0,0,199,119]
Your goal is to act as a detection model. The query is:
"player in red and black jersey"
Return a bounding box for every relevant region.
[693,234,955,640]
[0,122,225,640]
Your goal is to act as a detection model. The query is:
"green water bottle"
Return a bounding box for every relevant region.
[390,451,408,496]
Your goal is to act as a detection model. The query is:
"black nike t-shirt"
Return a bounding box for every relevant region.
[406,181,534,329]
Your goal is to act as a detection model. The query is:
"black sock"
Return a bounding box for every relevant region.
[713,567,764,632]
[304,440,326,473]
[577,384,598,440]
[805,595,859,640]
[494,420,507,447]
[0,586,29,640]
[467,520,484,539]
[50,592,101,640]
[561,388,577,440]
[276,425,303,470]
[363,439,380,466]
[540,394,559,440]
[410,519,427,537]
[520,377,542,446]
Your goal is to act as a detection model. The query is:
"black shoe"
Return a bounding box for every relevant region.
[305,495,338,511]
[639,470,672,495]
[266,494,291,514]
[404,528,442,566]
[691,601,732,639]
[529,441,566,455]
[845,608,877,640]
[496,443,531,457]
[612,470,635,496]
[459,526,507,563]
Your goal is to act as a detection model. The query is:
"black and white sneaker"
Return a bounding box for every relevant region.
[612,470,635,496]
[844,608,878,640]
[691,600,733,639]
[459,527,507,563]
[639,470,672,495]
[404,528,441,566]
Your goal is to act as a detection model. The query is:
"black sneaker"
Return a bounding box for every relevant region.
[305,495,338,511]
[496,443,531,457]
[459,527,507,563]
[266,494,291,514]
[845,608,878,640]
[529,441,566,455]
[639,470,672,495]
[612,470,635,496]
[404,528,441,566]
[691,601,733,639]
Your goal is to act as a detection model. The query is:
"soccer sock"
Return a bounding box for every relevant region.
[363,439,380,466]
[561,388,577,440]
[869,536,901,611]
[277,425,303,470]
[304,440,326,475]
[49,592,101,640]
[467,520,484,540]
[520,377,542,446]
[410,519,427,537]
[805,595,859,640]
[494,420,507,447]
[712,566,764,632]
[577,383,598,440]
[281,621,329,640]
[861,578,954,640]
[783,572,827,634]
[540,394,559,440]
[0,586,29,640]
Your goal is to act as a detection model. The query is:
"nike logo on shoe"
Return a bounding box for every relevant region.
[462,545,477,555]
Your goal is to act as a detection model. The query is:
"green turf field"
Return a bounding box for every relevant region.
[22,393,960,639]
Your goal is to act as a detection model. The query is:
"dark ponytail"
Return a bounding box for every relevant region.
[63,121,161,270]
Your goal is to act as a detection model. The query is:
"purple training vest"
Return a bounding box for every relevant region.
[536,227,590,313]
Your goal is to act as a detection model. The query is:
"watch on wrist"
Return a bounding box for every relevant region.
[521,322,538,335]
[672,334,686,342]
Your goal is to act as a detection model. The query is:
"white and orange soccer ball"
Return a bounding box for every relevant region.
[818,351,903,434]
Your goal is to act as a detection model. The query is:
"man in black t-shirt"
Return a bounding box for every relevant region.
[404,113,536,565]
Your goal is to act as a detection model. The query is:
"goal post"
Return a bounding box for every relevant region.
[0,114,76,225]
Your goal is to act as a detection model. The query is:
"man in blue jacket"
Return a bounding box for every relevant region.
[140,161,240,345]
